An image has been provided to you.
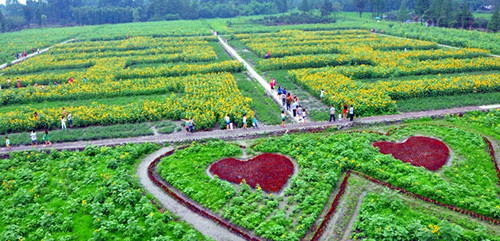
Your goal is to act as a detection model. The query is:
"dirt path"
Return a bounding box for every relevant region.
[217,35,299,123]
[341,191,367,241]
[137,147,246,241]
[0,39,73,71]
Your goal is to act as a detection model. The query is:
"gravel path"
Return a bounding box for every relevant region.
[217,35,299,122]
[137,147,246,241]
[1,104,497,155]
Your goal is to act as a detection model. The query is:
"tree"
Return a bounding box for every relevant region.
[332,2,342,18]
[487,8,500,32]
[370,0,385,18]
[398,0,408,22]
[457,2,473,29]
[415,0,429,16]
[275,0,288,13]
[320,0,333,16]
[23,0,35,27]
[352,0,369,18]
[437,0,453,27]
[298,0,310,12]
[0,11,5,32]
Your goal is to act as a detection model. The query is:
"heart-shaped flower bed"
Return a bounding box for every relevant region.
[209,153,294,192]
[373,136,450,171]
[373,136,449,171]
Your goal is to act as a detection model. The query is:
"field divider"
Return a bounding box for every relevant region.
[378,33,499,59]
[216,34,299,123]
[0,39,73,71]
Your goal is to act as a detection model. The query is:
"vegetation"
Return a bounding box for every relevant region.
[0,143,209,240]
[156,110,500,240]
[1,123,154,147]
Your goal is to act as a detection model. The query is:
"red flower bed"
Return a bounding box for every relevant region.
[373,136,449,171]
[209,153,294,192]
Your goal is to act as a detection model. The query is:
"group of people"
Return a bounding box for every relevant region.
[2,76,85,90]
[271,78,356,125]
[224,113,258,131]
[271,78,308,127]
[2,78,22,89]
[329,103,355,122]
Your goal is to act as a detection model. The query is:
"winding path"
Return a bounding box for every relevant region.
[137,147,247,241]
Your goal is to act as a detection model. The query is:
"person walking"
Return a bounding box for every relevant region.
[183,119,190,133]
[67,113,72,128]
[225,114,231,130]
[188,119,195,133]
[277,86,282,96]
[349,105,355,121]
[43,130,52,147]
[83,76,87,84]
[297,105,303,121]
[16,78,21,89]
[286,93,292,111]
[61,116,67,130]
[280,111,286,128]
[30,131,37,147]
[6,78,11,88]
[34,112,39,121]
[242,114,247,129]
[320,89,324,100]
[270,78,275,90]
[343,103,348,119]
[302,109,307,126]
[252,116,258,128]
[291,101,297,117]
[5,136,11,150]
[281,93,286,106]
[329,105,336,122]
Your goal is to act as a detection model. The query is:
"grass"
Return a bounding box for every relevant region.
[209,41,232,62]
[228,40,261,65]
[396,91,500,112]
[234,73,282,125]
[2,123,154,146]
[153,120,179,134]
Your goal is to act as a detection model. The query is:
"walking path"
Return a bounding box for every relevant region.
[1,104,497,155]
[137,147,246,241]
[0,39,73,71]
[217,35,299,122]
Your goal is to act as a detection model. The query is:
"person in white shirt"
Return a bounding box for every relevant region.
[30,131,37,147]
[61,116,67,130]
[349,105,355,121]
[329,106,336,122]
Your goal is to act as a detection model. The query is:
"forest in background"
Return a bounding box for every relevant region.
[0,0,499,32]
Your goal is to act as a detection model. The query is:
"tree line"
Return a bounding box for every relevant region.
[0,0,499,32]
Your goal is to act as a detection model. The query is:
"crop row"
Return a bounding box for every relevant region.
[116,60,243,79]
[0,73,253,133]
[2,56,95,75]
[51,37,215,54]
[0,73,191,105]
